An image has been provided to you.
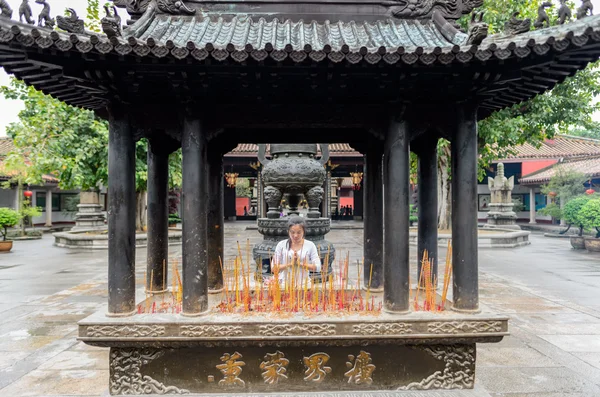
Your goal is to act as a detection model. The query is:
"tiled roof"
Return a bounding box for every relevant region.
[0,138,58,183]
[0,137,15,156]
[504,135,600,160]
[136,16,465,52]
[227,144,361,156]
[520,155,600,184]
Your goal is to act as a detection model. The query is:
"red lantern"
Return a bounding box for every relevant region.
[586,188,595,195]
[23,190,33,198]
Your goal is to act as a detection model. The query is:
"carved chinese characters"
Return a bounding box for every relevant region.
[211,350,375,387]
[216,352,246,387]
[260,351,289,384]
[344,351,376,385]
[304,353,332,383]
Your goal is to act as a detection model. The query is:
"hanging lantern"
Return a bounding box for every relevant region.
[548,191,557,198]
[586,188,595,195]
[350,172,363,190]
[224,173,239,188]
[23,190,33,198]
[336,177,344,190]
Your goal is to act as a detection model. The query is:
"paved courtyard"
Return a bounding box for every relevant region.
[0,222,599,396]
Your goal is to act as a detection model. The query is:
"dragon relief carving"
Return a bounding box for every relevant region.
[180,325,243,337]
[259,324,336,336]
[428,321,503,334]
[87,325,166,337]
[399,345,476,390]
[110,348,189,394]
[389,0,483,20]
[157,0,195,15]
[353,323,413,335]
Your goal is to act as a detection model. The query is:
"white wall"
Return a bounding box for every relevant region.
[0,187,15,208]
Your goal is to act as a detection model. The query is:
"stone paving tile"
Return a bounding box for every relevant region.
[0,351,32,371]
[537,335,600,352]
[477,347,557,367]
[489,393,587,397]
[477,367,600,394]
[0,369,109,396]
[571,352,600,370]
[36,351,109,371]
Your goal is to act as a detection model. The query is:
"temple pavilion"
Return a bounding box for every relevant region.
[1,0,600,393]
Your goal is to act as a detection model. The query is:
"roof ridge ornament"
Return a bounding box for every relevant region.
[102,5,122,38]
[19,0,34,24]
[558,0,572,25]
[56,8,85,34]
[577,0,593,19]
[533,1,551,29]
[157,0,195,15]
[35,0,54,28]
[467,11,488,45]
[389,0,483,20]
[503,12,531,36]
[0,0,13,19]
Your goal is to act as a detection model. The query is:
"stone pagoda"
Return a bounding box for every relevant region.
[485,163,520,230]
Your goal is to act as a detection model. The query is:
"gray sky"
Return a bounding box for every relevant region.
[1,0,600,137]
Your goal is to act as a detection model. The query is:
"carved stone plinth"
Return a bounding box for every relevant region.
[484,163,520,231]
[78,299,508,395]
[71,203,106,231]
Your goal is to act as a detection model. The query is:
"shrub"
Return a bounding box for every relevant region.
[0,208,20,241]
[563,194,595,236]
[580,198,600,238]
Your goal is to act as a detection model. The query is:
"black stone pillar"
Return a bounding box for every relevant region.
[452,103,479,312]
[417,140,438,287]
[354,180,364,219]
[146,139,169,293]
[181,117,209,315]
[207,147,224,292]
[364,144,384,290]
[383,118,410,312]
[224,184,236,219]
[107,109,136,316]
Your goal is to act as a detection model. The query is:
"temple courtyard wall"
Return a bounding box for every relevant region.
[0,222,599,396]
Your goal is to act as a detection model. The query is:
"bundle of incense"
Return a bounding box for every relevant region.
[414,250,427,310]
[366,263,374,307]
[441,241,453,310]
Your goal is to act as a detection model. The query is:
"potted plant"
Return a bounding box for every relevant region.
[409,204,418,226]
[0,208,20,252]
[563,195,595,249]
[581,198,600,252]
[168,214,181,228]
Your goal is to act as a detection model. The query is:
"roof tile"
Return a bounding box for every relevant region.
[505,135,600,159]
[520,155,600,184]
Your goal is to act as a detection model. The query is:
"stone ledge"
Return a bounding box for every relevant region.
[105,385,493,397]
[78,306,508,347]
[53,228,182,249]
[409,229,530,248]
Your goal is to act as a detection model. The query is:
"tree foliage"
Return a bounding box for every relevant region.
[580,198,600,237]
[563,194,596,235]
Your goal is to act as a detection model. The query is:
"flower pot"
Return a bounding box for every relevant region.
[570,236,586,250]
[584,238,600,253]
[0,241,13,253]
